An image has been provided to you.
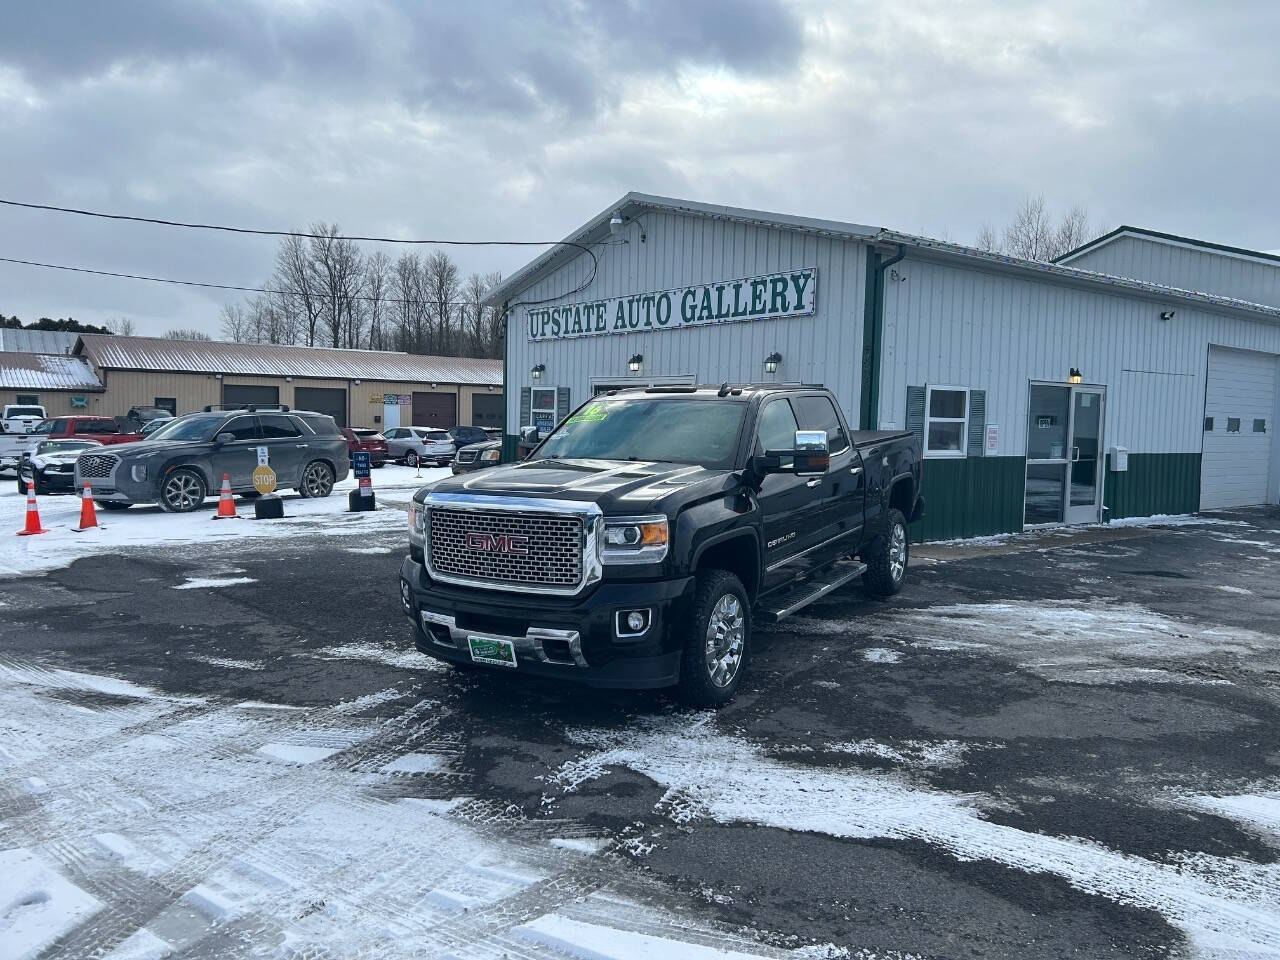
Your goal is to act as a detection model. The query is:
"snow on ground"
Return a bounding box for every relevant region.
[307,642,444,671]
[924,513,1252,549]
[547,714,1280,958]
[174,575,258,590]
[0,464,448,579]
[784,600,1273,686]
[0,658,808,959]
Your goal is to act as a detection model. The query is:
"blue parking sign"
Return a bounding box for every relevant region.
[353,450,371,478]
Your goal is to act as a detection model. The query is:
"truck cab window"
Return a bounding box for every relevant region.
[792,395,849,454]
[755,399,799,457]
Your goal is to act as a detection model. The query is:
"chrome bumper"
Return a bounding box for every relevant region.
[419,609,588,668]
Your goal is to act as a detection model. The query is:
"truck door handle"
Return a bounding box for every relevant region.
[850,466,862,474]
[806,477,821,488]
[295,443,307,448]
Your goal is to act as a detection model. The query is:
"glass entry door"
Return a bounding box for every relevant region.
[1025,383,1106,526]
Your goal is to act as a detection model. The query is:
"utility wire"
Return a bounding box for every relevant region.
[0,254,485,308]
[0,196,601,308]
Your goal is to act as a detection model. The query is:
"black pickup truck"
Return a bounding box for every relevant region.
[400,384,923,706]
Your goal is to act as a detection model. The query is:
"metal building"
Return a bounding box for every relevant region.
[487,194,1280,540]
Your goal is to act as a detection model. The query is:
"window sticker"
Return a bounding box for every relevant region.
[568,405,610,424]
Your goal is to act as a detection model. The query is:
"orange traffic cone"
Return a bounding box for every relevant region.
[16,489,47,536]
[73,482,100,532]
[213,473,239,519]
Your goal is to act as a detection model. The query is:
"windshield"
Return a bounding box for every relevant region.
[533,397,747,469]
[146,413,224,442]
[30,420,56,435]
[37,440,97,455]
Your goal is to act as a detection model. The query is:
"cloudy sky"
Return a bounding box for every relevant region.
[1,0,1276,336]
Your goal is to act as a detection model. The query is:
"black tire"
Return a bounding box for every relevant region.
[158,468,207,513]
[862,507,909,596]
[237,491,262,500]
[16,476,27,495]
[298,460,335,498]
[99,502,131,511]
[676,569,751,708]
[405,450,419,468]
[32,472,48,496]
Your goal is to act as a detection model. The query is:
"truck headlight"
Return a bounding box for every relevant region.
[131,464,147,482]
[408,504,426,536]
[480,448,500,462]
[602,516,668,564]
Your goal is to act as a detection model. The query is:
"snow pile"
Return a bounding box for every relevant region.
[0,848,102,959]
[551,715,1280,957]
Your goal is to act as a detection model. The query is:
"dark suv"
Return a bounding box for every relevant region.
[74,406,350,512]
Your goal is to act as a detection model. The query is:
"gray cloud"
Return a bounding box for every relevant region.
[0,0,1275,335]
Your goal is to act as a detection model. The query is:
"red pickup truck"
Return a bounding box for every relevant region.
[29,416,145,446]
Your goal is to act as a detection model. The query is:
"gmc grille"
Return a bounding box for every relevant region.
[428,508,583,590]
[77,454,118,479]
[456,449,477,463]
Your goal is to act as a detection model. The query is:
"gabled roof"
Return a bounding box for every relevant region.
[484,192,878,308]
[487,193,1280,324]
[74,334,503,385]
[1055,225,1280,268]
[0,329,81,354]
[0,352,104,391]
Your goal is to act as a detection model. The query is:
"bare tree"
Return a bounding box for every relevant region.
[220,304,252,341]
[979,196,1099,262]
[392,252,428,353]
[307,223,364,348]
[363,251,392,350]
[164,327,213,341]
[275,234,324,346]
[424,250,460,355]
[109,317,137,336]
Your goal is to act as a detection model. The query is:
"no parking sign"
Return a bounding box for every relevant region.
[353,450,372,498]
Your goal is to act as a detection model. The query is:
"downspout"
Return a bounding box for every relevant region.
[859,241,906,430]
[500,300,515,463]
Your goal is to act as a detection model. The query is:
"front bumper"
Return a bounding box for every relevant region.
[450,458,494,475]
[23,467,78,492]
[399,555,691,689]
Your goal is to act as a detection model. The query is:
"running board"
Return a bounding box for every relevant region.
[758,560,867,622]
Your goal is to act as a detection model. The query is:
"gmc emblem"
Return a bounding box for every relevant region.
[465,531,530,556]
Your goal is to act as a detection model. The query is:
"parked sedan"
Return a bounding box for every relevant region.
[341,427,388,467]
[451,438,502,475]
[383,427,454,467]
[17,439,103,495]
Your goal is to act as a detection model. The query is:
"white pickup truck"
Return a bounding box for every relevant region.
[0,405,45,473]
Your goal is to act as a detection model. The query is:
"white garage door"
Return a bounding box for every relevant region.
[1201,346,1277,509]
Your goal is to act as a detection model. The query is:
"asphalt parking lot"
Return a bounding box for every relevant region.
[1,504,1278,959]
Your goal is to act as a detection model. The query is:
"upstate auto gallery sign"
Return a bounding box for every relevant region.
[525,267,817,342]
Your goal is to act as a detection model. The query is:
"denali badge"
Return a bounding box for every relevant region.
[465,531,530,556]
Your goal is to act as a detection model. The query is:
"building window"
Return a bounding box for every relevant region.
[16,394,38,406]
[1203,416,1214,432]
[1255,419,1268,433]
[1227,417,1241,433]
[154,397,177,415]
[925,386,968,458]
[531,387,558,436]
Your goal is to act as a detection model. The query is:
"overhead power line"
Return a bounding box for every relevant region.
[0,196,602,308]
[0,254,485,308]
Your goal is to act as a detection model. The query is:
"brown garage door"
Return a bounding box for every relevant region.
[294,387,348,427]
[412,391,456,429]
[471,393,503,428]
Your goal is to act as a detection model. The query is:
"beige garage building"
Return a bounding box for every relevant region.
[3,334,503,430]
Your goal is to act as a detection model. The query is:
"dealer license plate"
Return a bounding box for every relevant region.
[467,635,517,668]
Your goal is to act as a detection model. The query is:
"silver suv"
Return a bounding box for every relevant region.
[75,406,350,512]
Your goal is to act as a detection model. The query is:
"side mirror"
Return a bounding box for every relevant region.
[519,425,540,444]
[214,432,235,445]
[755,429,830,478]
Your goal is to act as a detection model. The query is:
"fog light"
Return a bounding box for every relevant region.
[399,579,412,611]
[616,608,651,637]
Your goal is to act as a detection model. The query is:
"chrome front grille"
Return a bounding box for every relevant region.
[456,449,477,463]
[427,507,583,591]
[77,454,118,479]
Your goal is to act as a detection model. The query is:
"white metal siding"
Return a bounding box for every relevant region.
[1065,235,1280,309]
[877,256,1280,459]
[1201,346,1278,509]
[505,211,868,429]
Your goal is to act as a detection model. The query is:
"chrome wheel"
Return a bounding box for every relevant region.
[163,472,204,511]
[889,521,907,582]
[302,462,334,498]
[406,451,418,467]
[704,593,745,688]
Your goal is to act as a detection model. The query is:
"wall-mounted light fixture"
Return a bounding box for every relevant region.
[1068,367,1083,384]
[764,351,783,374]
[353,378,361,385]
[1160,310,1175,322]
[430,382,437,389]
[214,373,223,380]
[609,212,624,237]
[531,363,545,380]
[628,353,644,374]
[286,376,293,382]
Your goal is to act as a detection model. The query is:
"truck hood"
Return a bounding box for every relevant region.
[419,458,739,512]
